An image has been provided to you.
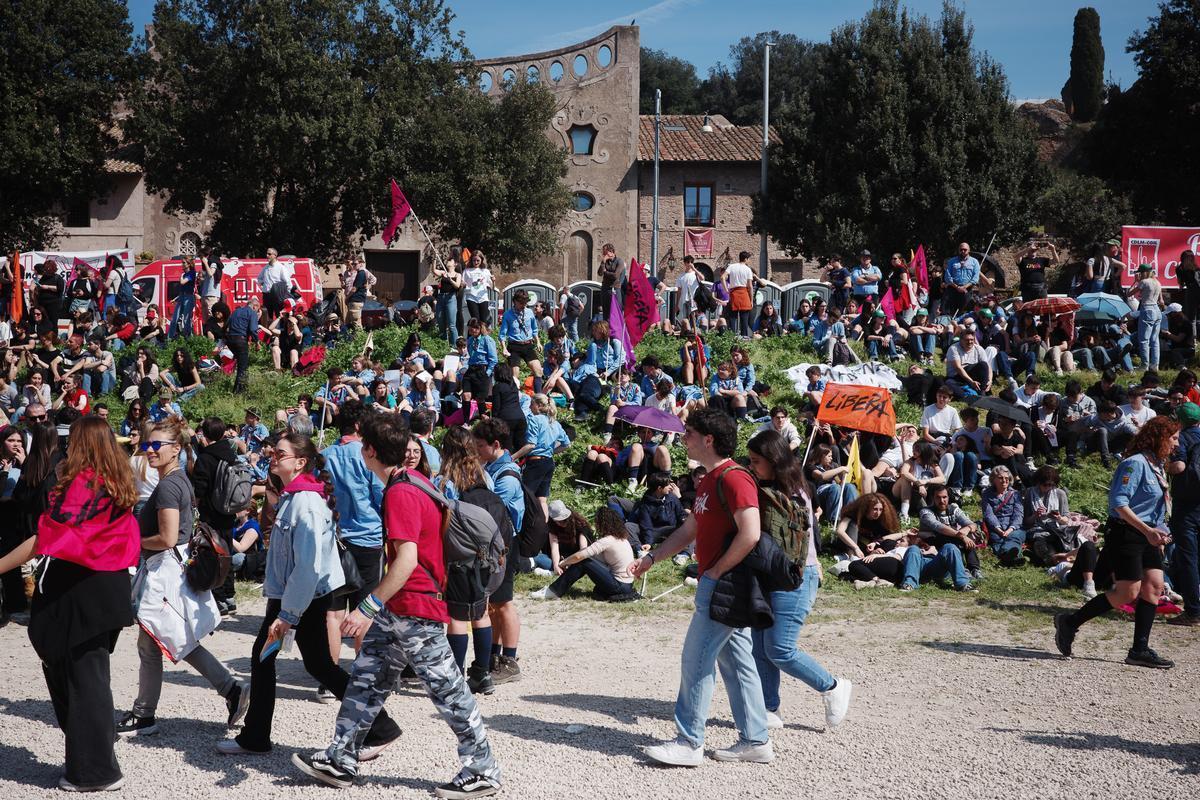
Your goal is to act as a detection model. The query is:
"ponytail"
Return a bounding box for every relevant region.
[279,432,340,526]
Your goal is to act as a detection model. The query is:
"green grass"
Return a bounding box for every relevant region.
[132,317,1176,628]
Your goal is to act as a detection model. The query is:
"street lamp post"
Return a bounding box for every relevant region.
[760,41,774,278]
[652,88,685,281]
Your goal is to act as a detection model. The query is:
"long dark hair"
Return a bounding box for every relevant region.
[748,429,808,498]
[24,421,59,487]
[279,431,339,524]
[401,332,422,361]
[173,347,197,378]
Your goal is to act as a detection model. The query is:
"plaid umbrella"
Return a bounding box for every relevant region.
[1020,296,1081,315]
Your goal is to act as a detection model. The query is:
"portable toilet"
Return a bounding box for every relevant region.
[755,279,783,312]
[565,280,602,323]
[781,280,831,320]
[502,279,557,316]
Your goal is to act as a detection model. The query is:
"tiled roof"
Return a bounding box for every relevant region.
[104,158,142,174]
[637,114,780,162]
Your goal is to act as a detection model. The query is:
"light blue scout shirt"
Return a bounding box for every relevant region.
[944,255,982,288]
[1108,452,1168,528]
[466,333,498,375]
[499,307,537,343]
[525,414,570,458]
[485,451,525,531]
[321,437,384,548]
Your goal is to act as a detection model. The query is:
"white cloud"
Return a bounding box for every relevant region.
[536,0,700,49]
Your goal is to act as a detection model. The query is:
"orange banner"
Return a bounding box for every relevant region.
[816,383,896,436]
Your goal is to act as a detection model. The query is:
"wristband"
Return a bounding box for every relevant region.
[645,552,656,566]
[357,593,383,619]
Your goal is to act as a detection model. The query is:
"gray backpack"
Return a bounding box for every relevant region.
[212,459,255,516]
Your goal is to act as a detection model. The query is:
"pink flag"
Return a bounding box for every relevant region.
[879,288,896,321]
[609,291,636,369]
[910,244,929,291]
[623,258,660,347]
[383,178,412,245]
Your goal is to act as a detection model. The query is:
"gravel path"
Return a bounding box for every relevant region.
[2,595,1198,799]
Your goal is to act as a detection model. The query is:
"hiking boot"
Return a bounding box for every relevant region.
[1167,613,1200,627]
[821,678,853,729]
[712,739,775,763]
[1125,648,1174,669]
[292,751,357,789]
[434,773,502,799]
[1053,613,1077,658]
[644,736,703,767]
[490,655,521,685]
[225,682,251,727]
[467,662,494,695]
[115,712,158,738]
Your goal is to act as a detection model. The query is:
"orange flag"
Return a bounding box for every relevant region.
[816,383,896,436]
[10,251,22,323]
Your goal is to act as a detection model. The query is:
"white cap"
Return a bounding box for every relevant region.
[1166,302,1183,314]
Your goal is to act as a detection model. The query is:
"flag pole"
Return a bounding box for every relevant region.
[317,380,330,443]
[408,210,448,273]
[830,431,856,525]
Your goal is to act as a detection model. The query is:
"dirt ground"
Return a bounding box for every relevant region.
[1,592,1198,800]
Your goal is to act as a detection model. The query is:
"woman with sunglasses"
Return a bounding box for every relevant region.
[0,417,137,791]
[128,423,158,516]
[0,424,27,621]
[121,398,148,437]
[117,419,247,738]
[219,432,400,756]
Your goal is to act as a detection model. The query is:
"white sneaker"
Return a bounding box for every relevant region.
[765,710,784,730]
[871,577,894,589]
[1082,581,1098,600]
[852,579,873,591]
[821,678,852,729]
[528,586,559,600]
[712,739,775,763]
[644,736,703,767]
[1166,587,1183,604]
[684,577,698,587]
[627,478,639,493]
[531,567,553,577]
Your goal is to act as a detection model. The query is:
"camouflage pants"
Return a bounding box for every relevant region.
[326,610,500,784]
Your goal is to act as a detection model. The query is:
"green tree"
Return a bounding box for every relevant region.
[756,1,1044,258]
[1065,8,1104,122]
[1038,170,1131,252]
[639,48,702,114]
[715,32,821,126]
[0,0,132,251]
[1082,0,1199,225]
[131,0,568,265]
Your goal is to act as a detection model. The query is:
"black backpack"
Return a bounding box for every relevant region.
[693,282,716,313]
[495,464,549,558]
[565,293,585,317]
[185,521,233,592]
[116,270,136,308]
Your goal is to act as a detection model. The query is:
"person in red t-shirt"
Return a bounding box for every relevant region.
[54,374,89,415]
[629,407,772,767]
[294,414,502,799]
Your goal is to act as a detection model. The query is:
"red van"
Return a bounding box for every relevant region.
[128,257,323,319]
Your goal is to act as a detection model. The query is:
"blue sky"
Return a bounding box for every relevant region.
[126,0,1159,100]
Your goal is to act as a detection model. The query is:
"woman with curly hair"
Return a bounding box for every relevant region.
[833,492,903,559]
[1055,415,1180,669]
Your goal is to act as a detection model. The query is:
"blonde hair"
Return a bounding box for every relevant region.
[532,393,556,418]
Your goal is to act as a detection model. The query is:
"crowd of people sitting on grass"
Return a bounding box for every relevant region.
[3,236,1200,791]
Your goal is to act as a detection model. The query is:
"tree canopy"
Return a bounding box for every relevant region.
[1081,0,1199,226]
[131,0,569,266]
[755,0,1044,259]
[1065,8,1104,122]
[639,48,702,114]
[0,0,132,251]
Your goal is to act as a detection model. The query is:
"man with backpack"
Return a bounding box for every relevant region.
[1168,402,1200,627]
[192,417,248,616]
[559,286,585,341]
[293,414,502,798]
[629,407,773,766]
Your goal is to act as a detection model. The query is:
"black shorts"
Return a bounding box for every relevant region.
[461,364,492,397]
[522,456,554,497]
[1105,518,1164,581]
[507,340,538,366]
[334,542,384,611]
[489,549,518,606]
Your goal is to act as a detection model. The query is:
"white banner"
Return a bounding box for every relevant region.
[19,248,134,279]
[785,361,904,392]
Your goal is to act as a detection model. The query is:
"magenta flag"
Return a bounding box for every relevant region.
[879,288,896,321]
[382,178,412,245]
[609,291,636,369]
[623,258,660,348]
[910,244,929,291]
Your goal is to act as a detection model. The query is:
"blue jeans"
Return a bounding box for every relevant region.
[169,293,196,339]
[815,482,858,521]
[901,543,971,589]
[1108,335,1134,371]
[176,384,203,402]
[1137,308,1161,369]
[751,565,835,712]
[674,576,768,748]
[437,293,459,344]
[563,314,579,341]
[82,370,116,397]
[908,333,935,358]
[1072,346,1108,370]
[867,338,898,360]
[548,559,633,599]
[950,451,979,490]
[1169,508,1200,617]
[988,528,1027,560]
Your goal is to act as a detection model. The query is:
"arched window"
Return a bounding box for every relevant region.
[573,54,588,77]
[478,71,493,92]
[569,125,597,156]
[568,231,593,280]
[526,65,539,83]
[179,232,201,257]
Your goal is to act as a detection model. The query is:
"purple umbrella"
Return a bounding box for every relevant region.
[614,404,685,434]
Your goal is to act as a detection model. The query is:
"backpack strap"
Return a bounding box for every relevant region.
[381,469,451,595]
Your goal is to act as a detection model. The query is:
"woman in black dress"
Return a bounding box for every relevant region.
[36,261,65,324]
[488,364,527,450]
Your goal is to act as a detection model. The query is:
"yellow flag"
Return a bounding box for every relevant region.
[846,433,863,494]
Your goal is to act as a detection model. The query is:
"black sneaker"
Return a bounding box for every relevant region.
[1125,648,1175,669]
[434,773,501,799]
[116,711,158,737]
[466,662,494,696]
[490,655,521,685]
[1053,613,1077,658]
[225,683,250,727]
[292,752,356,789]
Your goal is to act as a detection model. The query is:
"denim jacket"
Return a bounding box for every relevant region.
[264,473,345,625]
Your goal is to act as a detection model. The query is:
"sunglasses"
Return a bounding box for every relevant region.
[26,414,46,421]
[139,440,174,452]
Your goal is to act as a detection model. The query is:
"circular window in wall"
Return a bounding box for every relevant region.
[550,60,564,82]
[573,192,595,212]
[478,71,493,92]
[597,45,613,68]
[501,68,516,87]
[573,54,588,77]
[526,65,539,83]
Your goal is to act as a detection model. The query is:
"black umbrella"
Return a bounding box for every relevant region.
[968,395,1029,423]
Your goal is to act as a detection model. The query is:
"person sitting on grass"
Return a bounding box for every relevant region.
[615,425,672,493]
[757,406,802,451]
[893,441,945,521]
[529,507,638,602]
[708,361,748,421]
[918,485,982,579]
[805,444,859,522]
[898,534,978,593]
[980,465,1028,567]
[633,472,687,553]
[833,493,903,559]
[536,500,591,576]
[603,369,643,436]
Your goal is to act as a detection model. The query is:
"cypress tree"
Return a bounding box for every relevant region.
[1067,8,1104,122]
